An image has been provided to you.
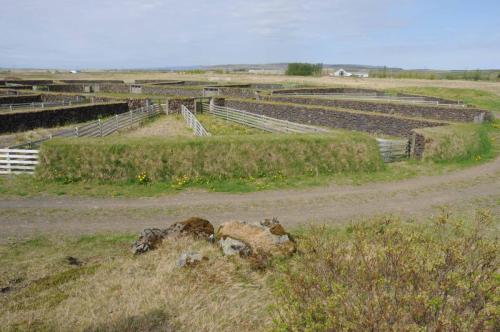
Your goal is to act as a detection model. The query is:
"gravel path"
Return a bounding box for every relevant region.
[1,157,499,241]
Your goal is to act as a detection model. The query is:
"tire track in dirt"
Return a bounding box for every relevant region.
[0,157,499,240]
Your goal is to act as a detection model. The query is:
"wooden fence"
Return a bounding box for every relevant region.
[0,149,39,174]
[376,138,409,162]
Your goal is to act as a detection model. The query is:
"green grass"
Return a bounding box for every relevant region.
[35,133,383,183]
[388,87,500,116]
[415,123,495,163]
[0,123,497,198]
[272,210,499,331]
[196,114,265,135]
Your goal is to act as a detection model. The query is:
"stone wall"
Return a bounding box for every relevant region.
[409,130,426,159]
[0,94,42,105]
[264,96,492,123]
[226,99,446,137]
[142,85,203,97]
[0,102,129,133]
[98,83,130,93]
[218,87,258,98]
[272,87,383,95]
[166,98,195,114]
[61,80,124,84]
[0,80,54,85]
[47,84,85,93]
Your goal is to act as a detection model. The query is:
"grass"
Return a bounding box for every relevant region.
[0,210,498,331]
[196,114,265,135]
[0,122,497,198]
[388,87,500,116]
[36,133,383,182]
[414,123,494,163]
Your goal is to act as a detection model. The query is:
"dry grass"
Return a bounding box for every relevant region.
[4,71,500,95]
[120,114,193,138]
[0,236,273,331]
[1,211,498,331]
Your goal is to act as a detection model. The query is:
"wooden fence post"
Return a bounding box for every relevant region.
[115,115,119,131]
[75,127,79,137]
[98,119,103,137]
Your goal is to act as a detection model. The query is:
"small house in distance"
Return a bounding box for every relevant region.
[332,68,369,78]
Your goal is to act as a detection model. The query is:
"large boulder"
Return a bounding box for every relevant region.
[217,218,296,257]
[132,217,214,254]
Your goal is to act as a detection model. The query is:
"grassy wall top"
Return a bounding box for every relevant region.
[37,133,384,183]
[414,123,492,162]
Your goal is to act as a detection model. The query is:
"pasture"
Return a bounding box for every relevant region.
[0,72,499,332]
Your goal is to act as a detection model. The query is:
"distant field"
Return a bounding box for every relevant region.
[3,71,500,96]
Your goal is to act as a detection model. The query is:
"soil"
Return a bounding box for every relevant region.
[1,157,498,242]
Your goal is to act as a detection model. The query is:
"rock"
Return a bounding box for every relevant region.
[0,286,11,294]
[177,252,208,268]
[132,228,166,254]
[217,218,296,257]
[167,217,214,239]
[66,256,82,266]
[132,217,215,254]
[219,237,252,256]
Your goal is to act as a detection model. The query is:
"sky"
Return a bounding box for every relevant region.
[1,0,499,70]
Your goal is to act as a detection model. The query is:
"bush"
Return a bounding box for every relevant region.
[272,210,499,331]
[414,124,492,162]
[36,133,383,182]
[286,63,323,76]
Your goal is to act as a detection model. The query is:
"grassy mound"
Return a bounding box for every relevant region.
[414,123,492,162]
[37,133,383,183]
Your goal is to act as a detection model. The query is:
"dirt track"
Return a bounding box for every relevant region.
[1,157,499,241]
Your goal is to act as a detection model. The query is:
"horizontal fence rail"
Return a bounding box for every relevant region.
[0,99,88,112]
[0,149,39,174]
[181,105,210,136]
[271,93,465,107]
[202,103,330,134]
[8,104,162,149]
[376,138,410,162]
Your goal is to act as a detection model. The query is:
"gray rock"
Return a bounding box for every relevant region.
[219,237,252,256]
[132,217,215,255]
[177,252,207,267]
[132,228,165,255]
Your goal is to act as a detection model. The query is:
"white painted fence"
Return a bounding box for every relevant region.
[202,103,330,134]
[181,105,210,136]
[0,149,39,174]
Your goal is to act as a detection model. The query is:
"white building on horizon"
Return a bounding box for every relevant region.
[333,68,369,78]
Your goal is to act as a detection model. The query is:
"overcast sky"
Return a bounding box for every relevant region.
[1,0,499,69]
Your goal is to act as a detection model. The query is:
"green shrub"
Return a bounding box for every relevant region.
[36,133,383,182]
[286,63,323,76]
[272,210,499,331]
[415,124,492,162]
